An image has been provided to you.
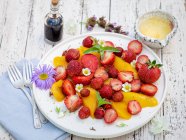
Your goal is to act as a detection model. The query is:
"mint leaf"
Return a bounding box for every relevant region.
[101,46,120,52]
[84,46,100,54]
[116,122,128,127]
[96,92,111,107]
[55,107,61,114]
[156,64,163,68]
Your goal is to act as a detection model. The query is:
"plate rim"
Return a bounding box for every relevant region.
[34,32,167,138]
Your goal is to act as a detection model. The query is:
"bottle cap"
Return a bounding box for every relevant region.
[51,0,59,6]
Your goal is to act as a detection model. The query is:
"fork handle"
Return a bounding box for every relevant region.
[21,88,42,128]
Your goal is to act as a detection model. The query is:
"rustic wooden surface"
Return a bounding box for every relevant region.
[0,0,186,139]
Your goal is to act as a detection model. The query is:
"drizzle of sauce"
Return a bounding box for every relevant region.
[139,15,173,40]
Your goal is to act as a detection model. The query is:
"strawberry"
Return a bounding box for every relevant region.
[141,84,158,96]
[104,41,115,47]
[102,104,112,110]
[80,88,90,97]
[101,51,115,65]
[91,77,104,90]
[121,50,136,63]
[137,55,149,64]
[94,67,109,81]
[81,54,99,72]
[114,47,123,57]
[118,71,134,83]
[112,91,123,102]
[131,79,141,92]
[64,95,83,112]
[65,49,80,62]
[110,79,122,91]
[62,79,76,96]
[78,106,90,119]
[108,66,118,78]
[94,107,105,119]
[72,73,94,85]
[104,108,118,124]
[67,60,82,77]
[127,100,142,115]
[54,66,67,81]
[138,60,162,83]
[127,40,142,55]
[82,36,94,48]
[135,62,143,71]
[99,85,113,99]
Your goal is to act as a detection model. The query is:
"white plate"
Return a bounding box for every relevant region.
[33,32,167,139]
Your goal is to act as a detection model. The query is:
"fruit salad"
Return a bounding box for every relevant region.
[50,36,162,124]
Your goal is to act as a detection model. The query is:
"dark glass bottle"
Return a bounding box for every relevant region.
[44,0,63,44]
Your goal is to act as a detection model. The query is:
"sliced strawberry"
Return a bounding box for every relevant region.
[81,54,99,72]
[104,41,115,47]
[127,40,142,55]
[104,108,118,124]
[62,79,76,96]
[141,84,158,96]
[137,55,149,64]
[131,79,141,92]
[127,100,142,115]
[135,62,143,71]
[121,50,136,63]
[72,73,94,85]
[64,95,83,112]
[94,67,108,81]
[54,66,67,81]
[118,71,134,83]
[110,79,122,91]
[101,51,115,65]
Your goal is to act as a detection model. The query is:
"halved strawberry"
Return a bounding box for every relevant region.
[110,79,122,91]
[94,67,109,81]
[54,66,67,81]
[118,71,134,83]
[131,79,141,92]
[121,50,136,63]
[135,62,143,71]
[137,55,149,64]
[104,108,118,124]
[141,84,158,96]
[64,95,83,112]
[72,73,94,85]
[127,100,142,115]
[127,40,142,55]
[81,54,99,72]
[101,51,115,65]
[62,79,76,96]
[104,41,115,47]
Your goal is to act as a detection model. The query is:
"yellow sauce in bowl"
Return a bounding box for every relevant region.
[139,16,173,40]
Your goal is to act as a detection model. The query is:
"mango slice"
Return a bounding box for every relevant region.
[104,78,112,85]
[78,46,100,60]
[123,92,158,107]
[113,56,139,79]
[112,101,132,120]
[53,56,68,68]
[51,80,65,102]
[80,87,97,118]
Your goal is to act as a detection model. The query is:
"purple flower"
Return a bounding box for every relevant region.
[32,65,56,90]
[87,25,93,31]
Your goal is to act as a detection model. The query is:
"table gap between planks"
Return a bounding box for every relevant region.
[0,0,186,140]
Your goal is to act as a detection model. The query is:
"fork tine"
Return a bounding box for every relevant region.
[12,64,22,79]
[7,67,16,83]
[23,62,27,80]
[27,61,31,79]
[28,61,33,79]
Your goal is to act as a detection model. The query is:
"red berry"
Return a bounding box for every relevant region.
[65,49,80,62]
[94,107,105,119]
[94,67,108,81]
[118,71,134,83]
[82,36,94,48]
[62,79,76,96]
[101,51,115,65]
[108,66,118,78]
[127,40,143,55]
[54,66,67,81]
[137,55,149,64]
[141,84,158,96]
[104,109,118,124]
[99,85,113,99]
[114,47,123,57]
[80,88,90,97]
[131,79,141,92]
[121,50,136,63]
[62,50,68,56]
[90,77,104,90]
[67,60,82,77]
[78,106,90,119]
[127,100,142,115]
[72,73,94,85]
[102,104,112,110]
[110,79,122,91]
[112,91,123,102]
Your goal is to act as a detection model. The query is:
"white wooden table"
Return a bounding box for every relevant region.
[0,0,186,140]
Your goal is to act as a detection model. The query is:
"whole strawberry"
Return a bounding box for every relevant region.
[138,60,162,83]
[82,36,95,48]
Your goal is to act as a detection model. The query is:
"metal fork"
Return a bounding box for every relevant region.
[8,64,42,128]
[23,61,48,124]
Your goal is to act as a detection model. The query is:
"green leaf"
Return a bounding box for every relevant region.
[152,60,156,65]
[116,122,128,127]
[100,50,104,60]
[83,46,100,54]
[55,107,61,114]
[156,64,163,68]
[101,46,120,52]
[96,92,111,107]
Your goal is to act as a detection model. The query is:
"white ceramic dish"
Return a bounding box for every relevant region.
[135,10,178,49]
[33,32,167,139]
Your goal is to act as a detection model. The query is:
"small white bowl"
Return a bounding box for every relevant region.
[134,10,178,49]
